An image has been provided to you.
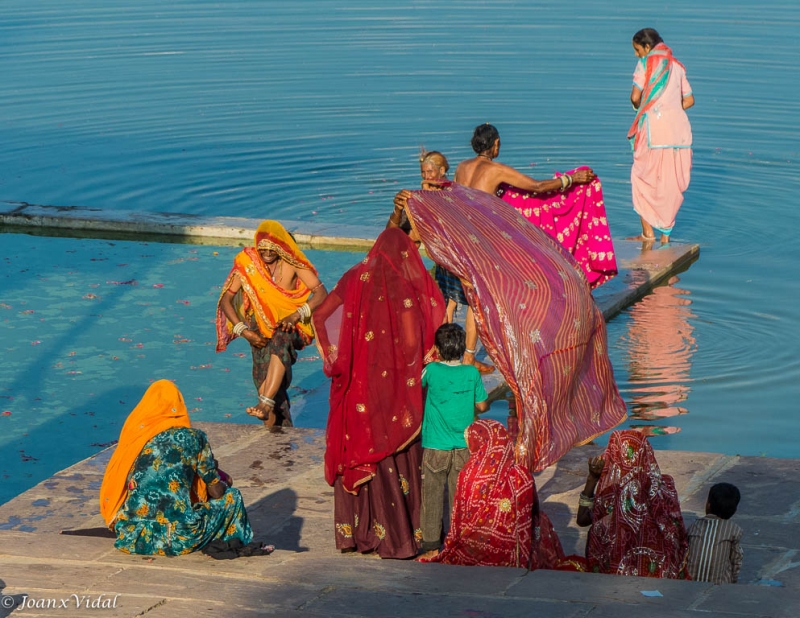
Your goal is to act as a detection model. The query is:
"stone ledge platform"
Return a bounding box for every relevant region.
[1,424,799,618]
[0,201,700,406]
[0,202,699,318]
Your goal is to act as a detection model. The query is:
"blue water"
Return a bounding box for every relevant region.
[0,234,514,506]
[1,1,799,505]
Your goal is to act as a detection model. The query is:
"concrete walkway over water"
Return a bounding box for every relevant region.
[0,200,700,406]
[1,200,701,426]
[1,424,799,617]
[0,201,699,322]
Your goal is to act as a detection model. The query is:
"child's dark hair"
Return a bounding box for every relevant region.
[435,323,466,362]
[707,482,740,520]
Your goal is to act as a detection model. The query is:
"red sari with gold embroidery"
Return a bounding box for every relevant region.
[424,419,565,568]
[313,228,445,558]
[586,430,690,578]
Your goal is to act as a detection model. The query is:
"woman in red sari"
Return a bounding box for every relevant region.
[574,430,690,578]
[313,227,445,559]
[422,419,564,568]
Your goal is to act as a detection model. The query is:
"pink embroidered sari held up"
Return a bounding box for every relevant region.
[497,167,618,288]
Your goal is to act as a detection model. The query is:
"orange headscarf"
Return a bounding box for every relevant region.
[99,380,208,528]
[216,221,317,349]
[253,220,315,271]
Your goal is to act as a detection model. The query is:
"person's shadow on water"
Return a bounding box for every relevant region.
[0,578,26,617]
[245,488,308,553]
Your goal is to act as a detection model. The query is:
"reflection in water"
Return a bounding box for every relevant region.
[629,425,682,438]
[620,275,696,437]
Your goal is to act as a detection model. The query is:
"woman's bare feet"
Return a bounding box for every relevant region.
[246,400,277,431]
[417,549,439,561]
[263,408,282,433]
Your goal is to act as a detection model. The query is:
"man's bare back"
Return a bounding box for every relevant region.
[455,156,531,194]
[456,123,595,195]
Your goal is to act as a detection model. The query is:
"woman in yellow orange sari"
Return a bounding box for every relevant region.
[99,380,252,555]
[216,221,327,431]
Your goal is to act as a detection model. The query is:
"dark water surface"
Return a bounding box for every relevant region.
[1,1,799,504]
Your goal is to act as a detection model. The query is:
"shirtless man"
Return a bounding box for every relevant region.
[455,123,596,196]
[216,221,327,432]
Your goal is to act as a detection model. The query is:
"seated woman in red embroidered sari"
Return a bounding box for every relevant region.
[420,419,564,568]
[571,430,690,578]
[456,123,618,288]
[313,227,446,559]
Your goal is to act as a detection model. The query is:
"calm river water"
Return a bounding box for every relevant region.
[1,1,799,505]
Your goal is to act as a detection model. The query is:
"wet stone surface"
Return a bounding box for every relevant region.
[1,425,800,617]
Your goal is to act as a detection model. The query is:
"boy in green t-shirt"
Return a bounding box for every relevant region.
[419,323,489,557]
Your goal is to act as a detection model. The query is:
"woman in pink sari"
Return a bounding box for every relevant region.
[629,28,694,244]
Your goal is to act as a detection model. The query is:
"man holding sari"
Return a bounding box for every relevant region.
[313,227,445,559]
[456,123,618,288]
[99,380,252,556]
[216,221,327,431]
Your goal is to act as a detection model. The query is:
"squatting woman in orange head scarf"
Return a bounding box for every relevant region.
[99,380,253,556]
[216,220,327,432]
